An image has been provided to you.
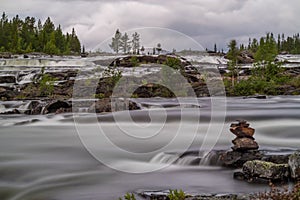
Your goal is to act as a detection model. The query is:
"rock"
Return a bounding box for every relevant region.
[220,150,263,168]
[230,126,255,138]
[19,100,41,115]
[0,75,16,84]
[243,95,267,99]
[0,86,18,100]
[0,52,12,59]
[242,160,290,182]
[42,100,72,114]
[0,109,20,114]
[109,55,191,69]
[232,137,259,151]
[288,152,300,180]
[229,120,259,151]
[88,98,140,113]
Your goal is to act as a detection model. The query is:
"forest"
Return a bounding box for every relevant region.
[0,12,81,55]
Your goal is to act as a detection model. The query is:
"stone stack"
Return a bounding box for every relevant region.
[230,120,259,151]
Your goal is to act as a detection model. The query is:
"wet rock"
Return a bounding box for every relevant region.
[0,75,16,84]
[110,55,191,69]
[288,152,300,180]
[0,86,17,100]
[21,100,41,115]
[232,137,259,151]
[138,190,252,200]
[88,98,140,113]
[220,150,263,168]
[42,100,72,114]
[242,160,290,182]
[243,95,267,99]
[0,108,20,114]
[261,154,290,164]
[46,70,78,81]
[0,52,12,59]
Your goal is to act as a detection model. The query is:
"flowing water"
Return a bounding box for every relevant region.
[0,96,300,200]
[0,55,300,200]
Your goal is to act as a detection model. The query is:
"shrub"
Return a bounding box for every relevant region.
[130,56,139,67]
[164,57,182,70]
[38,74,57,96]
[103,67,122,85]
[167,189,186,200]
[119,192,136,200]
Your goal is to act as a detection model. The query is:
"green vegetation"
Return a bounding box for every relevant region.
[119,192,136,200]
[0,12,81,54]
[103,66,122,85]
[129,56,139,67]
[38,74,57,96]
[225,32,300,96]
[163,57,182,70]
[167,189,186,200]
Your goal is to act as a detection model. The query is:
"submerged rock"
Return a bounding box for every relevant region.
[242,160,290,182]
[288,152,300,180]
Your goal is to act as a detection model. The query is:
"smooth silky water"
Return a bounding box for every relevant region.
[0,96,300,200]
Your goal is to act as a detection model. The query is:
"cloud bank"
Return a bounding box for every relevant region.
[2,0,300,51]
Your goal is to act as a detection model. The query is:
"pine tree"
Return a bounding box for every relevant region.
[109,29,122,53]
[156,43,162,54]
[131,32,140,54]
[227,40,238,86]
[69,28,81,54]
[120,32,131,54]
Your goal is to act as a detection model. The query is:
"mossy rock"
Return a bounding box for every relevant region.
[242,160,290,182]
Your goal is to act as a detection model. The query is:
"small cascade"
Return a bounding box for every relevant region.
[0,104,6,113]
[176,156,201,166]
[18,73,36,84]
[199,151,222,166]
[150,152,179,165]
[150,151,223,166]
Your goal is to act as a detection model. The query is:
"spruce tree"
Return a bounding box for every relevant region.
[109,29,122,53]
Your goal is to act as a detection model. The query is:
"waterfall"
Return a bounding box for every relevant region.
[18,73,36,84]
[150,151,223,166]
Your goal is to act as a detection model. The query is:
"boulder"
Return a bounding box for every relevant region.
[88,98,140,113]
[232,137,259,151]
[242,160,290,182]
[0,109,20,114]
[220,150,263,168]
[42,100,72,114]
[0,75,16,84]
[288,152,300,180]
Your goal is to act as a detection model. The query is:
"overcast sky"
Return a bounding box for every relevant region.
[2,0,300,52]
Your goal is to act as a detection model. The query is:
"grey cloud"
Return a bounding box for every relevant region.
[2,0,300,51]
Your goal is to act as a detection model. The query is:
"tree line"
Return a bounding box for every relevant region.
[0,12,81,55]
[109,29,163,55]
[225,32,300,96]
[233,32,300,57]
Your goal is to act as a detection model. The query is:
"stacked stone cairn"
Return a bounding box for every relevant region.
[230,120,259,151]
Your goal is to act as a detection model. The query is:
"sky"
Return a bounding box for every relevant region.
[2,0,300,52]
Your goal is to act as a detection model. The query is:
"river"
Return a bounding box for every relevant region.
[0,96,300,200]
[0,55,300,199]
